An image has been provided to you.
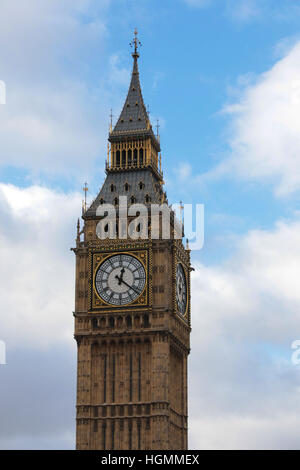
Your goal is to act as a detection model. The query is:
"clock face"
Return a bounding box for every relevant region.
[95,253,146,306]
[176,263,187,316]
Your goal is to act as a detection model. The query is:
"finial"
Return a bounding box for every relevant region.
[156,119,160,142]
[130,28,142,58]
[83,182,88,213]
[156,119,160,136]
[109,109,113,132]
[179,201,184,224]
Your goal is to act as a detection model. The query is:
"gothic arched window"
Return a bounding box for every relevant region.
[139,148,144,165]
[128,149,132,166]
[116,151,120,167]
[122,150,126,166]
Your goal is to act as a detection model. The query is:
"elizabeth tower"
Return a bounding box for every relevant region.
[73,32,192,450]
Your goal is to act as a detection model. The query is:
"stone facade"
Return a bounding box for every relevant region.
[72,33,191,450]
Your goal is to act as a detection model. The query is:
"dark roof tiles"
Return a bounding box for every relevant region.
[111,56,149,135]
[84,169,165,218]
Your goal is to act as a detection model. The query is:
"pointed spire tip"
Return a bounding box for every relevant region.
[130,28,142,59]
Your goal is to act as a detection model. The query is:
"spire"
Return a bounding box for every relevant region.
[110,30,160,151]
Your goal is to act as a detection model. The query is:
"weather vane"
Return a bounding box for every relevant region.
[130,28,142,56]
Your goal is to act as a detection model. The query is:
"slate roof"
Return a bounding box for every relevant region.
[84,43,166,220]
[84,169,166,218]
[109,52,160,151]
[112,55,148,134]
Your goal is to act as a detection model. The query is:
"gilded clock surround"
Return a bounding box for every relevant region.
[91,249,149,310]
[172,243,191,326]
[175,261,188,319]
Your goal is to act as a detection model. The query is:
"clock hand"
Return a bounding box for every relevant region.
[115,267,125,285]
[119,277,140,295]
[119,267,125,284]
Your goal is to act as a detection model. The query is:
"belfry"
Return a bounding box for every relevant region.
[73,31,191,450]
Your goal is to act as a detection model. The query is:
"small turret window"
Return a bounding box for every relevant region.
[124,183,130,192]
[130,196,136,204]
[145,194,151,203]
[139,181,144,190]
[110,184,115,192]
[114,197,118,206]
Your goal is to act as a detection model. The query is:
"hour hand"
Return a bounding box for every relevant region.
[116,267,125,285]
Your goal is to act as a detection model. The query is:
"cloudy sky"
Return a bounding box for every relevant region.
[1,0,300,449]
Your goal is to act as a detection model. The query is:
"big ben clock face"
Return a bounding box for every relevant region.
[176,263,187,316]
[95,253,146,306]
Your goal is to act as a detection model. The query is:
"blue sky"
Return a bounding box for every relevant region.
[1,0,300,450]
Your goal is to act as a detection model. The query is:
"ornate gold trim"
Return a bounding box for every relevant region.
[174,257,189,323]
[90,248,149,311]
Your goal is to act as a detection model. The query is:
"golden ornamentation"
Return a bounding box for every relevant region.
[89,249,149,311]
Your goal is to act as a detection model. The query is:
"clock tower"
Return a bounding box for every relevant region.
[73,31,191,450]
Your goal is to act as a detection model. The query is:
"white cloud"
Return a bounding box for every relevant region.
[226,0,262,21]
[0,183,81,349]
[203,40,300,196]
[272,35,300,59]
[0,0,113,180]
[1,183,300,448]
[108,54,131,87]
[177,162,192,181]
[189,216,300,449]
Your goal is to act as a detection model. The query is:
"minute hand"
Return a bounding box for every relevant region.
[118,277,140,295]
